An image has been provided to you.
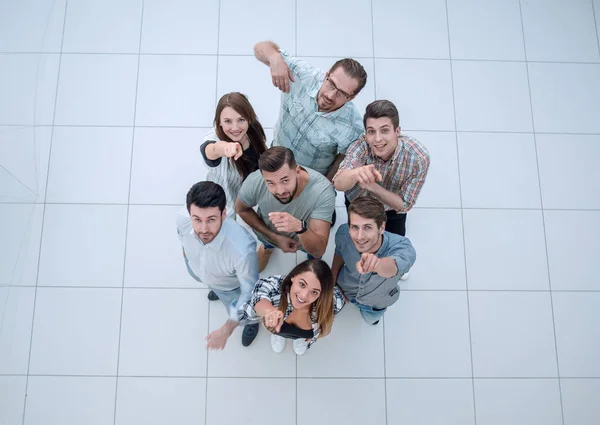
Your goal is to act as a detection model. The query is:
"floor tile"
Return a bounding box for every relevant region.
[447,0,525,60]
[375,59,455,131]
[218,0,295,55]
[561,378,600,425]
[387,379,475,425]
[297,0,373,57]
[141,0,218,54]
[0,126,52,203]
[457,132,541,208]
[125,205,206,288]
[553,292,600,377]
[0,0,66,53]
[297,305,384,378]
[453,61,532,132]
[408,131,460,208]
[0,287,35,374]
[29,287,121,375]
[521,0,599,62]
[0,54,60,126]
[528,63,600,134]
[402,209,467,290]
[297,379,386,425]
[135,55,217,127]
[217,56,282,129]
[55,54,138,126]
[372,0,449,59]
[0,204,43,286]
[46,127,133,203]
[0,376,26,425]
[299,56,375,120]
[38,204,127,287]
[463,209,549,290]
[62,0,143,53]
[116,377,206,425]
[207,378,295,425]
[207,303,296,377]
[24,376,116,425]
[129,127,207,205]
[544,211,600,291]
[119,288,208,377]
[474,379,562,425]
[385,291,472,377]
[469,292,558,377]
[537,134,600,209]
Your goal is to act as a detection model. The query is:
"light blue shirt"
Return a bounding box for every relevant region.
[177,212,258,320]
[335,224,416,309]
[272,50,364,175]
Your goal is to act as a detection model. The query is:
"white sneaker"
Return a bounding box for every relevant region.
[270,334,286,353]
[400,271,410,281]
[293,338,309,356]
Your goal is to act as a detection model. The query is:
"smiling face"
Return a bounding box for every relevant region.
[262,164,300,204]
[317,67,359,112]
[219,106,249,143]
[189,204,226,244]
[365,117,400,161]
[289,271,322,309]
[348,212,385,254]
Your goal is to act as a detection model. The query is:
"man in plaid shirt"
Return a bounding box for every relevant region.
[334,100,430,237]
[254,40,366,181]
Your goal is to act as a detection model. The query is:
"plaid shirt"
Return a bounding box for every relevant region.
[335,134,430,213]
[240,275,346,349]
[272,50,364,175]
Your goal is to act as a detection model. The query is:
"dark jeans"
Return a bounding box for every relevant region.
[345,196,407,237]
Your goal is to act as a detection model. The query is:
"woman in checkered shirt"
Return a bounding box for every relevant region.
[240,259,346,356]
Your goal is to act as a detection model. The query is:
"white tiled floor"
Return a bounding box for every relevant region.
[1,0,599,424]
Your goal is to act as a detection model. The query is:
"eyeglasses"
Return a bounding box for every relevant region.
[324,76,353,100]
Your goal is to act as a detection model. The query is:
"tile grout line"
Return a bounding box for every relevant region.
[444,1,478,423]
[112,2,145,424]
[592,0,600,59]
[294,0,298,56]
[20,0,70,424]
[518,1,565,424]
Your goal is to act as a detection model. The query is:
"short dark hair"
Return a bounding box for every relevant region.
[348,197,387,228]
[363,99,400,129]
[186,181,226,212]
[330,58,368,96]
[258,146,296,173]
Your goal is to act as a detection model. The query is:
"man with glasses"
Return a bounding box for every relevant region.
[254,40,367,181]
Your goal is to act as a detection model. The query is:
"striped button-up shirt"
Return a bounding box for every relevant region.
[335,134,430,213]
[272,50,364,175]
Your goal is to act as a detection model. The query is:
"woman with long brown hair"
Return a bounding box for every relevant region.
[200,92,267,219]
[240,259,346,355]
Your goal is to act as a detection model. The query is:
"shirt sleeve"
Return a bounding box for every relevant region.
[334,224,346,257]
[398,156,430,212]
[309,185,335,223]
[230,242,259,321]
[237,171,260,208]
[333,137,367,181]
[387,236,417,277]
[337,107,365,155]
[333,285,347,314]
[200,140,222,167]
[280,49,321,84]
[175,209,191,242]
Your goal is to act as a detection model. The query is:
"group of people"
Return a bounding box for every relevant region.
[177,41,430,356]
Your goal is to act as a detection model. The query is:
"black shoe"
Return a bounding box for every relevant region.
[241,323,259,347]
[372,320,380,325]
[207,290,219,301]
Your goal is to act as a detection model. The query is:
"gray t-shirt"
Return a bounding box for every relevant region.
[238,166,335,249]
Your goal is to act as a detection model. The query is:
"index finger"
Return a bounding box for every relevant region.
[373,169,383,182]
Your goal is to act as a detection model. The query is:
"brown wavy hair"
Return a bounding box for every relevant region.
[214,92,267,179]
[277,259,336,337]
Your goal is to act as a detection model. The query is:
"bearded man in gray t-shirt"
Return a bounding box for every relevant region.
[235,146,335,272]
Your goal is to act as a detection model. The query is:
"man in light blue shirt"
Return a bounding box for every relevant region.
[254,40,367,180]
[332,197,416,325]
[177,181,259,349]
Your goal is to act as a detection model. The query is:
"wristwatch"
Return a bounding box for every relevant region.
[297,220,308,234]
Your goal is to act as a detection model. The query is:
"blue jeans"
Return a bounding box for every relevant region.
[350,298,387,325]
[259,239,318,260]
